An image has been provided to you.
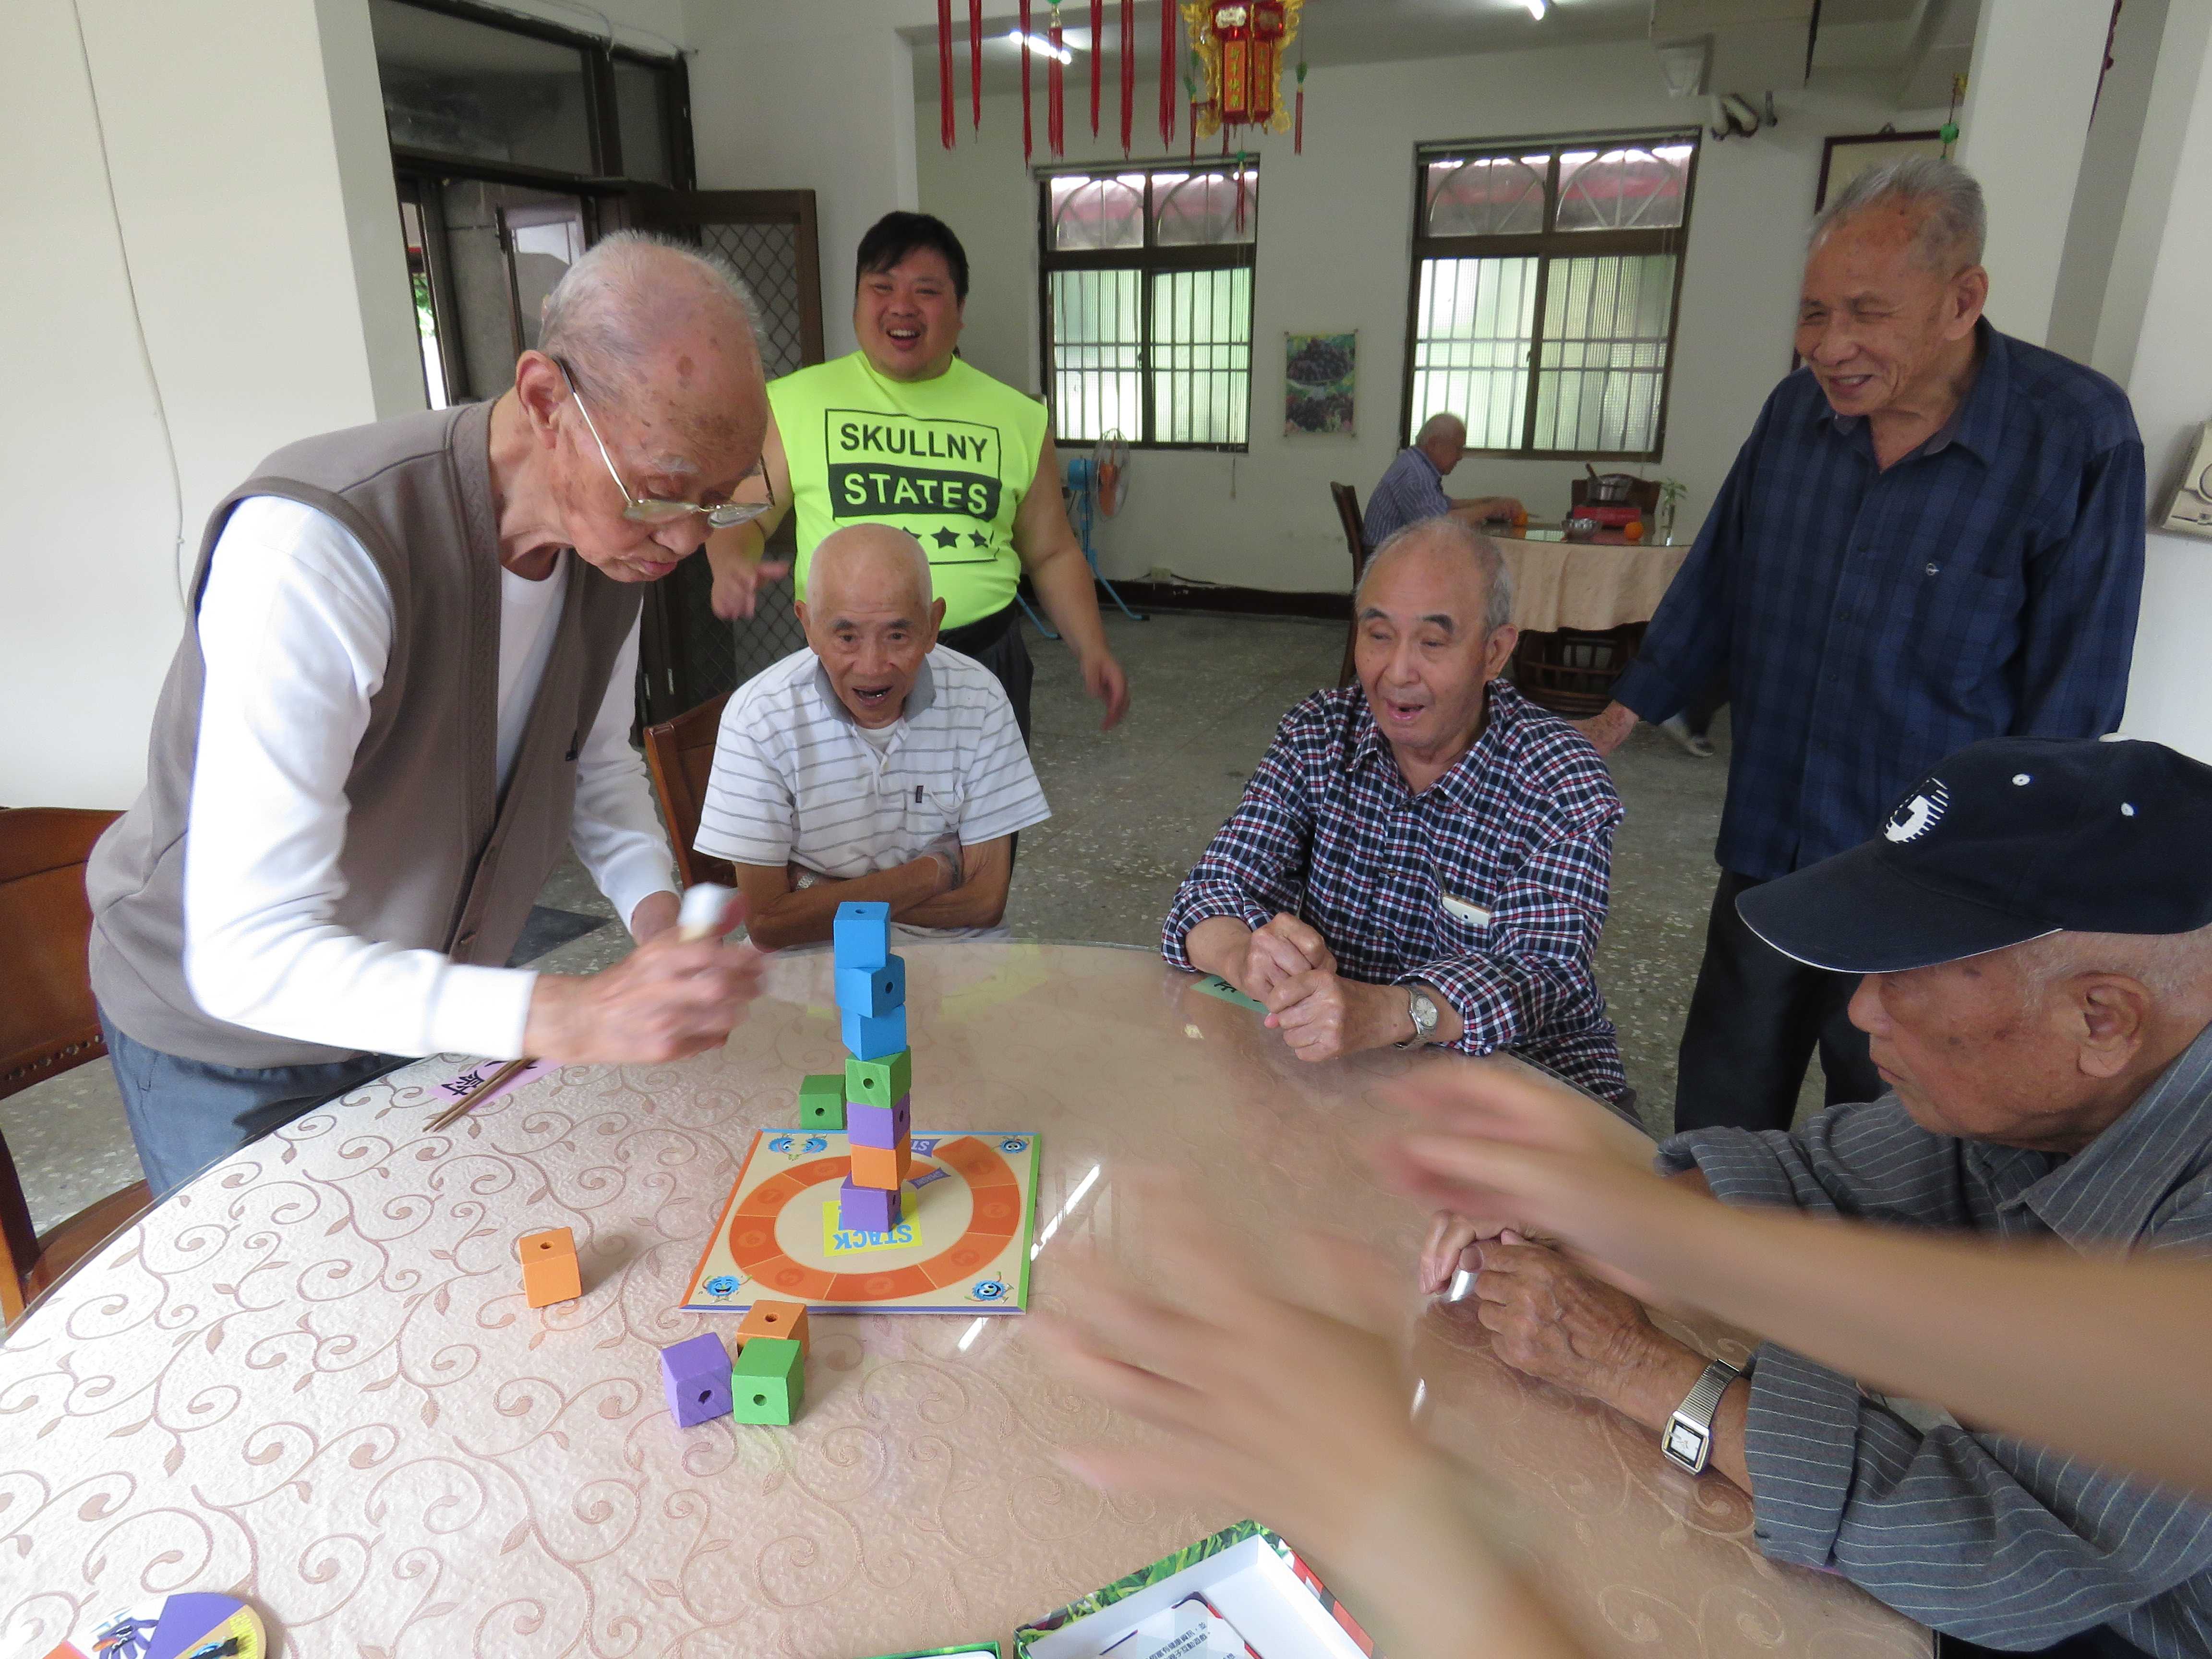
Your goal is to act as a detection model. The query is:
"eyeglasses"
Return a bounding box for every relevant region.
[552,357,773,531]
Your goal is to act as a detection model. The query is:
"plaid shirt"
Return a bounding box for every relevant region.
[1162,681,1626,1100]
[1363,447,1452,547]
[1613,323,2144,880]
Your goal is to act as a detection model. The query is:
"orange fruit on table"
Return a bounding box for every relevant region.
[1624,520,1645,542]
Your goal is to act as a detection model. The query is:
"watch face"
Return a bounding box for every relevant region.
[1666,1420,1707,1464]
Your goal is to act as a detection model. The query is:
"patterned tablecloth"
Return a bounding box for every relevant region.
[1497,537,1692,633]
[0,944,1927,1659]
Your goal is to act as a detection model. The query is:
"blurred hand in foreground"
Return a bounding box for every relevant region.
[1031,1170,1589,1659]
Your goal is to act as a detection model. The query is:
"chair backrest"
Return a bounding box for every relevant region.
[0,806,139,1324]
[0,808,118,1106]
[1329,482,1370,579]
[642,694,737,890]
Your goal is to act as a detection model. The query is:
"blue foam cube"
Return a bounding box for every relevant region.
[847,1095,911,1149]
[842,1004,908,1061]
[832,902,891,971]
[835,956,905,1018]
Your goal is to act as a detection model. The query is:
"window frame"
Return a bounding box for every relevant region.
[1035,161,1260,454]
[1399,129,1701,463]
[373,0,696,192]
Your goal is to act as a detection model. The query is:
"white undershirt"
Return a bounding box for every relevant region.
[181,495,677,1061]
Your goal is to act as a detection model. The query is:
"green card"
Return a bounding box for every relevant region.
[1192,974,1267,1014]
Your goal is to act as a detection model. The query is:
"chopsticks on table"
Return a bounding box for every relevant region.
[428,1056,535,1134]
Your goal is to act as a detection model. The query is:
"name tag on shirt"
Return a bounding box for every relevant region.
[1442,893,1491,927]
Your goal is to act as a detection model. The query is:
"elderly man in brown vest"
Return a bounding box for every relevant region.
[86,233,771,1198]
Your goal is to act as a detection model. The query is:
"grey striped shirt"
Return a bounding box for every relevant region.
[697,646,1050,911]
[1659,1021,2212,1658]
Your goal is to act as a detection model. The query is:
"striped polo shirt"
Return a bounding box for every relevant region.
[697,646,1050,917]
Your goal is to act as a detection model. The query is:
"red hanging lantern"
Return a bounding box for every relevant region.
[1186,0,1302,138]
[937,0,955,150]
[1293,54,1307,154]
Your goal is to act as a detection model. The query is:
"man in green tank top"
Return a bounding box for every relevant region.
[706,212,1129,741]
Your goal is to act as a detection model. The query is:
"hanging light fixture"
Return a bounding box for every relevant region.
[1007,27,1075,63]
[1525,0,1548,17]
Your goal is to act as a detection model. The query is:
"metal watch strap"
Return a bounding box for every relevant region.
[1395,986,1439,1050]
[1662,1358,1741,1475]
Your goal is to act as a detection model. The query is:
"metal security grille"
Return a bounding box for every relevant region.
[1404,133,1698,460]
[700,219,808,378]
[1039,161,1258,452]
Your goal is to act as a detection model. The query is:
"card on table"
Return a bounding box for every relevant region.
[1190,974,1268,1014]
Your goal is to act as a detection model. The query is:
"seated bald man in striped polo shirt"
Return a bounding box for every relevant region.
[697,523,1050,949]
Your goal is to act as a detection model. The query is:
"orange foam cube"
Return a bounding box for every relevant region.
[849,1142,909,1190]
[738,1297,811,1357]
[519,1226,582,1307]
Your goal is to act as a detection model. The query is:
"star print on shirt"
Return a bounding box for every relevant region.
[968,530,990,548]
[931,527,962,549]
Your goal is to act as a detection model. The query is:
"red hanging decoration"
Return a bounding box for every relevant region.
[970,0,983,132]
[1119,0,1134,154]
[937,0,955,150]
[1233,149,1248,233]
[1159,0,1177,148]
[1047,5,1066,157]
[1090,0,1102,137]
[1293,55,1306,154]
[1020,0,1034,160]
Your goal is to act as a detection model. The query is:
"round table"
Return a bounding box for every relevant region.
[0,944,1926,1658]
[1495,536,1691,633]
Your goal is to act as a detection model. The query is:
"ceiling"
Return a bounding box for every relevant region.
[902,0,1962,102]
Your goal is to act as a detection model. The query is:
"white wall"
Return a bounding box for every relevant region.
[2110,0,2212,762]
[1954,0,2110,345]
[684,0,926,359]
[1,0,415,809]
[914,37,1937,591]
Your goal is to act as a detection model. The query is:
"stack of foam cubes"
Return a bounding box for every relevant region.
[816,900,914,1235]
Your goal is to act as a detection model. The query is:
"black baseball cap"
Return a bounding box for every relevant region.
[1737,736,2212,974]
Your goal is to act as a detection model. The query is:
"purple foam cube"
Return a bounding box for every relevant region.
[839,1178,902,1235]
[660,1333,732,1426]
[847,1094,912,1150]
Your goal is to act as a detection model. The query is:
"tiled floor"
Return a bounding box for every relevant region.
[5,611,1787,1235]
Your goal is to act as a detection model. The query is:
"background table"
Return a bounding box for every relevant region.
[1496,536,1691,633]
[0,944,1925,1659]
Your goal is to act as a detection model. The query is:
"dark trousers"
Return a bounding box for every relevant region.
[939,604,1034,745]
[101,1008,398,1200]
[1938,1628,2157,1659]
[1671,870,1882,1135]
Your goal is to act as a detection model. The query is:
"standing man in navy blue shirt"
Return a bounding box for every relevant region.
[1575,156,2145,1135]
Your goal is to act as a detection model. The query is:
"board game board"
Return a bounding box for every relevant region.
[681,1129,1041,1315]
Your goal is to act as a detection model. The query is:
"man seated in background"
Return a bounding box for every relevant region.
[1162,518,1626,1099]
[698,522,1050,950]
[1457,735,2212,1659]
[1363,412,1525,548]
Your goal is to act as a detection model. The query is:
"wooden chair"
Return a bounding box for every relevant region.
[1330,481,1371,687]
[643,693,738,890]
[0,806,150,1325]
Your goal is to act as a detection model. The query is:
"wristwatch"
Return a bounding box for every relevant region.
[1396,986,1441,1049]
[1662,1358,1742,1474]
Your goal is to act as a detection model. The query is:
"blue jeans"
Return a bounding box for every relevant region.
[99,1009,399,1200]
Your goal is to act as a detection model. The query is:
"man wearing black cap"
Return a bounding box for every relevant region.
[1461,735,2212,1659]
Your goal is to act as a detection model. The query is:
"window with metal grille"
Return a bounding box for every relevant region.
[1404,133,1697,460]
[1039,164,1257,451]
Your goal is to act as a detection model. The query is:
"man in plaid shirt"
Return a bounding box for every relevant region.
[1163,519,1626,1101]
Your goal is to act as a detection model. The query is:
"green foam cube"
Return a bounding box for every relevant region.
[731,1334,805,1424]
[798,1073,845,1131]
[844,1048,912,1108]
